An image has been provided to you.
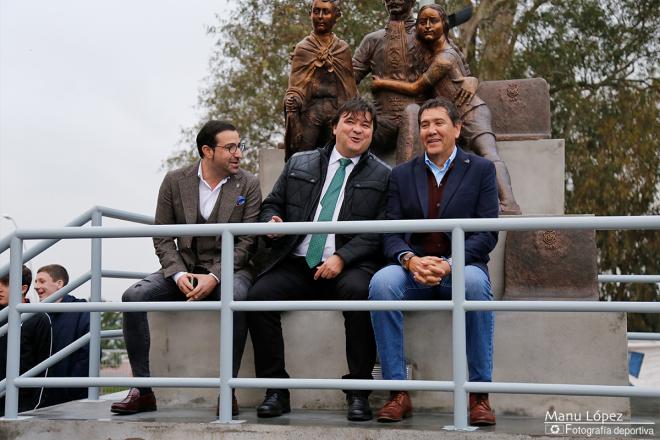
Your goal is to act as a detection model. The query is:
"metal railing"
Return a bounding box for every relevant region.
[1,209,659,430]
[0,206,152,404]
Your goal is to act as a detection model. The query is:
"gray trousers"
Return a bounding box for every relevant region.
[121,271,251,379]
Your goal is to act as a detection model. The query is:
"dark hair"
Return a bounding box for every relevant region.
[37,264,69,286]
[331,97,377,133]
[195,120,237,158]
[418,97,461,126]
[310,0,342,17]
[0,265,32,289]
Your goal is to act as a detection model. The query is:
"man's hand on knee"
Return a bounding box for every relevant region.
[185,274,219,301]
[313,254,345,280]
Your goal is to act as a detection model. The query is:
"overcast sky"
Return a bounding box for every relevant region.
[1,0,232,301]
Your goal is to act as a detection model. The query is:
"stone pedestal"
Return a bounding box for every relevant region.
[150,310,629,418]
[504,228,598,300]
[488,139,565,298]
[477,78,552,141]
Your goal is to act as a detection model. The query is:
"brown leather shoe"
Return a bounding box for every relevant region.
[215,392,239,417]
[376,391,413,422]
[469,393,496,426]
[110,388,157,415]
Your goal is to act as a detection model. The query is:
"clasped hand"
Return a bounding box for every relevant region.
[408,256,451,286]
[176,273,218,301]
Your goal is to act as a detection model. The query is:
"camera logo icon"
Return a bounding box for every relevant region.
[545,424,564,434]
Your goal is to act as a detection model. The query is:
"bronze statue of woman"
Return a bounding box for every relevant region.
[372,4,521,214]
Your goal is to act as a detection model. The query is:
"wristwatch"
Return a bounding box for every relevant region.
[400,252,415,271]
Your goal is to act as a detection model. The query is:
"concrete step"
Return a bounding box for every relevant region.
[1,396,658,440]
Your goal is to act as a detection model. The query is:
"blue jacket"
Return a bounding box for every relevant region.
[41,294,90,407]
[383,148,499,275]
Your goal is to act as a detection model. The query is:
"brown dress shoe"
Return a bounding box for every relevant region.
[215,392,239,417]
[376,391,413,422]
[110,388,157,415]
[469,393,496,426]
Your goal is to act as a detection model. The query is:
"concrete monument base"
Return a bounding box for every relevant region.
[149,310,629,417]
[147,139,629,416]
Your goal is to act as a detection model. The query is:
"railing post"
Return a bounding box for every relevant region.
[88,209,102,400]
[4,237,23,419]
[218,230,234,423]
[450,226,470,430]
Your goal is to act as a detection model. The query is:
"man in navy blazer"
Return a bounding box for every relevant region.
[369,98,498,426]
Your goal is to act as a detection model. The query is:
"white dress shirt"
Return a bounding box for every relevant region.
[294,147,360,262]
[172,162,228,283]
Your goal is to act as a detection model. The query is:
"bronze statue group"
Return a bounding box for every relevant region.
[110,0,523,427]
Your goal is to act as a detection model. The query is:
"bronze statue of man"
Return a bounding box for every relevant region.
[353,0,421,160]
[284,0,358,160]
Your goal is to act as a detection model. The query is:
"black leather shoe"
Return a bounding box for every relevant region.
[346,393,373,421]
[257,390,291,418]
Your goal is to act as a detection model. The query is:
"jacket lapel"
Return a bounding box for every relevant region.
[215,172,242,224]
[439,148,470,217]
[179,163,200,225]
[413,157,429,218]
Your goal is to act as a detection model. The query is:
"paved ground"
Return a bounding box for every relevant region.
[1,393,658,440]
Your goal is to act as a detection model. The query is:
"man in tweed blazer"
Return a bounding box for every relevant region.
[111,120,261,416]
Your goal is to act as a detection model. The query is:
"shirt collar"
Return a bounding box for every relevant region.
[197,161,228,191]
[330,146,360,166]
[424,146,457,173]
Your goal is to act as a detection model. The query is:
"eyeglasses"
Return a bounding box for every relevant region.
[213,140,246,154]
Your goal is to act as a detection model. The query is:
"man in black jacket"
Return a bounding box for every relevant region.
[0,265,53,415]
[247,98,390,421]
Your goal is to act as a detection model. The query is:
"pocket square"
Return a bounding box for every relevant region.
[236,196,246,206]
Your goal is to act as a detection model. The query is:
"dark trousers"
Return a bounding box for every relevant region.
[247,257,377,395]
[122,271,251,379]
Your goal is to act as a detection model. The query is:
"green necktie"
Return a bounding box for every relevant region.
[305,158,352,268]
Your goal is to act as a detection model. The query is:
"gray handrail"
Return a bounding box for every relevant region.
[2,213,659,427]
[0,205,154,278]
[0,329,122,397]
[7,215,660,241]
[628,332,660,340]
[14,299,660,314]
[101,269,151,279]
[598,274,660,283]
[96,206,154,225]
[0,207,96,278]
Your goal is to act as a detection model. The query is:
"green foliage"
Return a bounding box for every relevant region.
[168,0,658,330]
[101,310,125,368]
[505,0,659,331]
